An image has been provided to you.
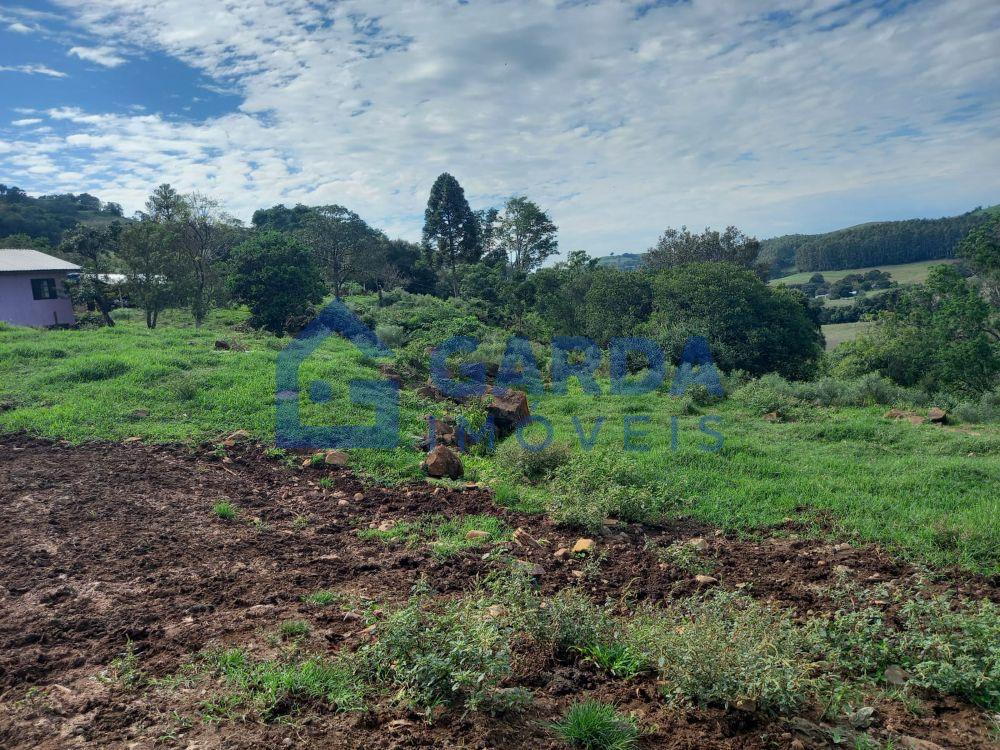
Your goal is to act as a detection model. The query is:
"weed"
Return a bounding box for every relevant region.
[648,540,716,575]
[550,700,640,750]
[278,620,311,639]
[97,640,145,688]
[292,515,310,530]
[576,642,647,679]
[318,477,334,489]
[302,590,339,607]
[212,501,237,520]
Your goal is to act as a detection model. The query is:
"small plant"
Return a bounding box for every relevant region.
[97,639,145,688]
[650,540,716,575]
[302,590,339,607]
[576,642,647,679]
[212,501,238,520]
[318,477,334,489]
[279,620,311,639]
[551,700,640,750]
[292,514,310,530]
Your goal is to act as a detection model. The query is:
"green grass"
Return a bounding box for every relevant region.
[357,513,510,558]
[770,258,959,286]
[822,321,875,350]
[551,701,640,750]
[212,501,238,520]
[3,305,998,574]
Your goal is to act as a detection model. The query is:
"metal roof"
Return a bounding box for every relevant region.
[0,249,81,273]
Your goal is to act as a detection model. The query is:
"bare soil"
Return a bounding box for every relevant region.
[0,433,996,749]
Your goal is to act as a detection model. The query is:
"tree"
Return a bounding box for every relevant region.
[226,231,327,335]
[643,262,823,378]
[422,173,480,295]
[958,216,1000,306]
[118,220,179,328]
[582,268,653,345]
[58,222,124,326]
[178,193,243,326]
[144,183,186,223]
[295,205,386,299]
[833,265,999,394]
[644,226,762,273]
[493,196,558,273]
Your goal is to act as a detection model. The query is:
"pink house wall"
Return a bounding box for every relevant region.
[0,272,76,327]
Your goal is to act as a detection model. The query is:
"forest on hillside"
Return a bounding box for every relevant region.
[0,184,124,246]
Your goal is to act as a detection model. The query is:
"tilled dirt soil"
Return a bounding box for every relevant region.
[0,433,996,749]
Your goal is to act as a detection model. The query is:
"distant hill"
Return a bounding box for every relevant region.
[763,205,999,275]
[595,252,643,271]
[0,185,124,246]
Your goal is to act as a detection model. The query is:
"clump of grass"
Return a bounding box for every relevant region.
[212,501,238,520]
[292,514,310,530]
[278,620,311,639]
[318,477,334,489]
[205,648,365,720]
[575,642,647,679]
[494,439,572,482]
[97,639,146,688]
[357,514,511,558]
[550,701,640,750]
[302,590,339,607]
[648,539,716,575]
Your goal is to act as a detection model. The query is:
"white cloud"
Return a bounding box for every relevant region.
[0,64,67,78]
[12,118,43,126]
[68,45,126,68]
[3,0,999,252]
[7,22,33,33]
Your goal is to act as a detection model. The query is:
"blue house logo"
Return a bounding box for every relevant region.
[275,299,399,450]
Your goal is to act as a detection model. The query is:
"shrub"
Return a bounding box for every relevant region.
[550,701,640,750]
[731,373,806,418]
[625,591,817,713]
[279,620,311,639]
[495,439,572,482]
[375,324,406,349]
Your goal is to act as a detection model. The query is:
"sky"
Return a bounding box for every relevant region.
[1,0,998,255]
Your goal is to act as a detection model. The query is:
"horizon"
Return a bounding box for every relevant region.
[1,0,999,255]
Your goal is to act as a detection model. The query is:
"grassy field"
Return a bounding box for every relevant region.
[822,321,874,350]
[771,258,958,286]
[1,308,998,574]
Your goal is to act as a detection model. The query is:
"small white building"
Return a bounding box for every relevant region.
[0,249,80,327]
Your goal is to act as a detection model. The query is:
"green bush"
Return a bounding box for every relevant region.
[547,450,665,530]
[374,324,407,349]
[625,591,817,713]
[495,439,572,482]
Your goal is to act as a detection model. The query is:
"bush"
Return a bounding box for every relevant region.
[625,591,817,713]
[375,324,406,349]
[731,374,806,418]
[494,439,572,482]
[547,450,666,530]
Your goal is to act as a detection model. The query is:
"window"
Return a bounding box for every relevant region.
[31,278,58,300]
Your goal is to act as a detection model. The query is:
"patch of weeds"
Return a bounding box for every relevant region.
[318,477,334,489]
[575,642,647,679]
[625,591,817,713]
[550,700,640,750]
[495,439,572,482]
[648,539,716,575]
[203,648,365,721]
[292,515,310,530]
[357,519,423,547]
[97,640,146,688]
[212,501,238,521]
[302,590,339,607]
[430,514,510,558]
[278,620,311,639]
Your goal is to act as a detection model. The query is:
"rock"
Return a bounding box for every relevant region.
[572,538,595,554]
[353,492,364,502]
[337,499,349,507]
[485,605,506,619]
[513,527,543,549]
[686,537,708,551]
[323,450,349,466]
[884,664,909,686]
[123,436,142,444]
[734,698,756,713]
[906,414,926,426]
[465,530,490,540]
[223,429,250,447]
[927,407,947,424]
[553,547,570,561]
[694,574,719,585]
[898,738,944,750]
[848,706,875,729]
[884,408,907,420]
[420,445,463,479]
[833,564,853,575]
[485,387,531,437]
[377,520,395,532]
[763,411,781,422]
[214,339,231,350]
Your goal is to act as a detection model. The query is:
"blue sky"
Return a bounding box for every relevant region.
[1,0,998,253]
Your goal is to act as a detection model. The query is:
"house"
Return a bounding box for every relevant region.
[0,249,80,327]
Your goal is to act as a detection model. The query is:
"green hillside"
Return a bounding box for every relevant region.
[770,258,959,287]
[0,184,124,246]
[595,252,643,270]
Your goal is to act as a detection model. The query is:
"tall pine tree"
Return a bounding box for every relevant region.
[422,173,480,295]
